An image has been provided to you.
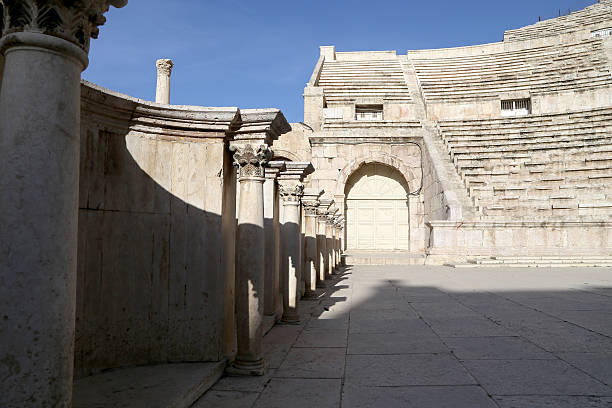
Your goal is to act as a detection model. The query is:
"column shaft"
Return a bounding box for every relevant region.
[155,59,173,104]
[0,36,85,407]
[263,173,281,318]
[317,217,328,285]
[281,200,302,322]
[229,144,270,376]
[326,223,334,277]
[303,212,318,298]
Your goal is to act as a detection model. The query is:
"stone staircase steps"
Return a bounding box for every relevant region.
[448,256,612,268]
[410,38,612,102]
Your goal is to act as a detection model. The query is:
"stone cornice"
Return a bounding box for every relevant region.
[232,108,291,146]
[81,80,240,138]
[0,0,127,53]
[278,162,315,181]
[302,188,324,202]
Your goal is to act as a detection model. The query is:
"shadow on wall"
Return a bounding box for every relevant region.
[75,122,235,378]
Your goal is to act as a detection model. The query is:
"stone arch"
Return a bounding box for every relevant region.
[271,148,302,162]
[335,152,420,199]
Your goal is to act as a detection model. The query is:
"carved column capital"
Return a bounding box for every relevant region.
[302,200,319,216]
[231,144,272,179]
[0,0,128,53]
[279,183,304,203]
[156,58,173,76]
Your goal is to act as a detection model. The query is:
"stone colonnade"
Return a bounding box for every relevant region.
[230,154,344,376]
[0,6,346,406]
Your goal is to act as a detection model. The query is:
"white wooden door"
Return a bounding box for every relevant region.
[345,164,409,250]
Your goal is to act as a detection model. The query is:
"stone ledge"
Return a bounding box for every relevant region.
[72,361,226,408]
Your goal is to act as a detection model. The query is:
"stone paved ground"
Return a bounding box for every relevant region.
[193,265,612,408]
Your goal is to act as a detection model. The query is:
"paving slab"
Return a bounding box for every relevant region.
[558,352,612,386]
[253,378,342,408]
[425,316,513,337]
[494,395,612,408]
[348,331,447,355]
[345,354,476,386]
[192,390,258,408]
[294,329,348,348]
[349,316,432,334]
[342,384,498,408]
[263,343,291,369]
[444,336,554,360]
[463,359,612,395]
[275,347,346,378]
[262,325,303,345]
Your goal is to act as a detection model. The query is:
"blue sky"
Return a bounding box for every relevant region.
[85,0,597,123]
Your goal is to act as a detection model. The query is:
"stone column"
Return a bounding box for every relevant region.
[326,215,335,276]
[302,189,323,299]
[277,162,313,323]
[336,216,344,268]
[263,164,283,319]
[323,205,337,277]
[0,1,127,406]
[278,182,304,323]
[316,209,328,287]
[155,58,173,104]
[334,218,340,270]
[227,144,271,376]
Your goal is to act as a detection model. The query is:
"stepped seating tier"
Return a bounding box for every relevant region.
[504,1,612,42]
[317,59,412,104]
[437,108,612,220]
[410,38,612,102]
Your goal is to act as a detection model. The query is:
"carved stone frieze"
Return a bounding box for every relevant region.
[279,183,304,203]
[231,144,272,179]
[0,0,127,52]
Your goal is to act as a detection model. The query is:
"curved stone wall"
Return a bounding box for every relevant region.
[75,82,238,377]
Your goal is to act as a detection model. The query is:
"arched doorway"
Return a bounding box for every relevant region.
[345,163,410,250]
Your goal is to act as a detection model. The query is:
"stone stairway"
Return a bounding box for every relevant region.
[409,38,612,103]
[399,56,478,220]
[449,256,612,268]
[504,0,612,42]
[318,58,412,105]
[437,108,612,219]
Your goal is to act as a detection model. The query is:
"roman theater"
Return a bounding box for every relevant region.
[1,1,612,407]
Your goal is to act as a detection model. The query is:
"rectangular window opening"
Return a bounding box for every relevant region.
[501,98,531,117]
[591,28,612,38]
[355,105,383,121]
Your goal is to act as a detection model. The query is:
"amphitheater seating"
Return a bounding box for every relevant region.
[410,38,612,102]
[504,0,612,42]
[437,108,612,219]
[317,58,412,105]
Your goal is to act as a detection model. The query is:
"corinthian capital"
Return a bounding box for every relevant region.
[279,183,304,203]
[302,200,319,216]
[0,0,127,52]
[231,144,272,179]
[156,58,173,76]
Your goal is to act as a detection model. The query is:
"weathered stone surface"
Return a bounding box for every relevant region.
[73,362,224,408]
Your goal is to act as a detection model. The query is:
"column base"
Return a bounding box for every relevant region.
[280,316,301,325]
[302,291,319,300]
[226,359,265,377]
